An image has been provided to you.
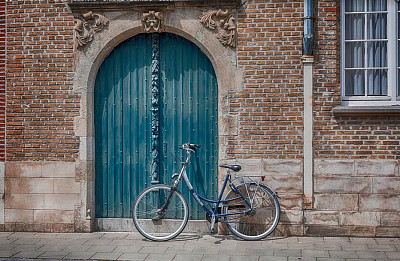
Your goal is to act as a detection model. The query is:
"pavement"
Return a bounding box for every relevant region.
[0,232,399,261]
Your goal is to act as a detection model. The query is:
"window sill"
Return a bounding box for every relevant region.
[332,106,400,117]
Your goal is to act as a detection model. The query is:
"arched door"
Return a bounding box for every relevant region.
[94,33,218,220]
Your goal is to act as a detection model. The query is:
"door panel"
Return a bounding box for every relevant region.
[95,33,218,219]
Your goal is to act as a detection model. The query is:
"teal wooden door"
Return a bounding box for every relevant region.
[94,33,218,219]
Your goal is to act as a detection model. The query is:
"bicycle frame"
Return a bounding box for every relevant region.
[165,146,253,219]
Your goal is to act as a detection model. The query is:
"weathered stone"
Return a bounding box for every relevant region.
[314,159,353,176]
[218,115,238,136]
[42,162,76,178]
[381,212,400,226]
[305,225,350,237]
[376,226,400,237]
[339,211,380,226]
[315,177,371,193]
[359,194,400,211]
[230,158,262,176]
[43,194,80,210]
[54,178,80,194]
[355,160,399,176]
[5,178,54,194]
[304,211,339,226]
[4,209,34,223]
[5,194,46,210]
[33,210,74,223]
[5,162,41,178]
[266,175,303,193]
[263,159,302,176]
[314,194,358,211]
[372,177,400,194]
[279,210,303,224]
[278,193,303,210]
[273,224,304,237]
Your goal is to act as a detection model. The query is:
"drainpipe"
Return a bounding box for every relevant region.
[302,0,314,210]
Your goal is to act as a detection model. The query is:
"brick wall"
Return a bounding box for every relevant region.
[228,0,304,159]
[307,0,400,237]
[0,0,6,161]
[6,0,79,161]
[313,0,400,160]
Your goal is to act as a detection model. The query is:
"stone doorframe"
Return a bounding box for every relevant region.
[70,6,242,231]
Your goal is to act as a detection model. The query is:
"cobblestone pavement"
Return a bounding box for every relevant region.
[0,232,399,260]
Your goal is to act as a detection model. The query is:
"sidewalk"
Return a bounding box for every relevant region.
[0,232,399,261]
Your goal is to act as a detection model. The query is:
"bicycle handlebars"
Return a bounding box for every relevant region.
[178,143,201,150]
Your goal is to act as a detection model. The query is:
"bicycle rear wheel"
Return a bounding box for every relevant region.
[132,184,189,241]
[223,183,280,240]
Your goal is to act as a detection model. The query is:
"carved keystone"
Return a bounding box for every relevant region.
[199,9,236,48]
[142,11,163,33]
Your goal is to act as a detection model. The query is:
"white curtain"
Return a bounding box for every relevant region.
[345,0,388,96]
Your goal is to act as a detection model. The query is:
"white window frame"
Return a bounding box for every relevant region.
[341,0,399,106]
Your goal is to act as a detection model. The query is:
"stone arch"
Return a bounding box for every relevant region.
[72,10,240,231]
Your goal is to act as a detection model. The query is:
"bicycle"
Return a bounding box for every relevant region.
[132,143,280,241]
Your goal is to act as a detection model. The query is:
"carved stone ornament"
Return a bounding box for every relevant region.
[199,9,236,48]
[142,11,163,33]
[74,11,109,47]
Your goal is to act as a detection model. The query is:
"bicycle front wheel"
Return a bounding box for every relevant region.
[223,183,280,240]
[132,184,189,241]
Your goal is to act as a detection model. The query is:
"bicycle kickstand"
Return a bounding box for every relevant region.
[210,215,216,234]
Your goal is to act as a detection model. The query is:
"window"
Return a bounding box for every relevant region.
[341,0,399,105]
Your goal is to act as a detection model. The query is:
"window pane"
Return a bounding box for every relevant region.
[367,69,387,95]
[345,42,364,68]
[345,14,365,40]
[345,70,365,95]
[367,0,386,11]
[367,13,387,40]
[345,0,365,12]
[367,41,387,67]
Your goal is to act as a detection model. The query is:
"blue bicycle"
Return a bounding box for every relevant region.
[132,143,280,241]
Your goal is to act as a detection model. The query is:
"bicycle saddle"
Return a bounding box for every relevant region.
[220,164,241,172]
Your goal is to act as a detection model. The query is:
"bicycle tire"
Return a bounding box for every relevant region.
[132,184,189,241]
[222,183,280,240]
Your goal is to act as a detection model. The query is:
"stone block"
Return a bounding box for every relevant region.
[355,160,399,176]
[42,162,75,178]
[278,193,302,210]
[314,194,358,211]
[272,224,304,237]
[376,226,400,237]
[218,115,238,136]
[305,225,350,237]
[5,178,54,194]
[279,210,303,224]
[4,209,34,223]
[263,159,302,176]
[5,194,46,210]
[54,178,80,194]
[33,210,74,223]
[44,194,80,210]
[304,211,339,226]
[381,212,400,226]
[315,177,371,193]
[5,162,41,178]
[266,175,303,193]
[359,194,400,211]
[314,159,353,176]
[233,159,262,176]
[372,177,400,194]
[339,211,380,226]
